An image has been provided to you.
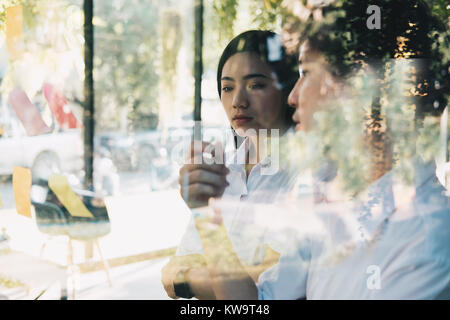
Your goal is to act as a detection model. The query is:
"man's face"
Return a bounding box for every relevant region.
[288,41,339,132]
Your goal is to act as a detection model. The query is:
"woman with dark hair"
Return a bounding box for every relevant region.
[188,0,450,300]
[161,30,299,299]
[216,30,298,139]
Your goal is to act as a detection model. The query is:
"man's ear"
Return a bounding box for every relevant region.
[320,72,340,97]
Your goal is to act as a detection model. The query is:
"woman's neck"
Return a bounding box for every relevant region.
[245,124,290,162]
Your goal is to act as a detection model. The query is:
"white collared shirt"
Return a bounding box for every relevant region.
[176,133,299,266]
[257,162,450,299]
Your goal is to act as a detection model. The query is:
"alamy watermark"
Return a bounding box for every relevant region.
[367,5,381,30]
[169,122,281,176]
[366,265,381,290]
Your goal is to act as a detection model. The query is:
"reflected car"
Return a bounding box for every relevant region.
[133,129,165,171]
[0,118,83,182]
[96,132,135,171]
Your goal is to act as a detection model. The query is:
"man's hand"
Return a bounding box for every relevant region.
[185,267,217,300]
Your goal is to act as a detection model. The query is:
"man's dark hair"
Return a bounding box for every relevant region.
[296,0,449,117]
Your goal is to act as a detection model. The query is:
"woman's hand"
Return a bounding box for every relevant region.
[179,141,229,208]
[161,254,209,299]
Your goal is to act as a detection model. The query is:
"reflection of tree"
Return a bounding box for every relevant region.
[202,0,292,98]
[1,0,84,121]
[159,9,182,137]
[93,0,160,132]
[212,0,238,43]
[248,0,292,30]
[280,0,448,197]
[0,1,37,32]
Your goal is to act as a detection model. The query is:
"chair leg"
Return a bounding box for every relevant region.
[40,241,47,258]
[84,240,94,263]
[67,238,76,300]
[94,239,112,287]
[60,280,68,300]
[40,235,51,258]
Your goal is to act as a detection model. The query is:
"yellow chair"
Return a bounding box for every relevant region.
[32,183,112,299]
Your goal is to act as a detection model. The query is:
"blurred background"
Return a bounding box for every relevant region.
[0,0,448,299]
[0,0,297,300]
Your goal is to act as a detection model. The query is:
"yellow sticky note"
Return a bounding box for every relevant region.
[13,167,32,218]
[48,175,93,218]
[6,5,24,59]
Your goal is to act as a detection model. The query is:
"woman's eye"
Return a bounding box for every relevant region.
[248,83,266,90]
[222,86,233,92]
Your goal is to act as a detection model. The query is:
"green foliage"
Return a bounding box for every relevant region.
[280,0,448,195]
[0,274,24,288]
[290,0,449,113]
[427,0,450,24]
[0,0,84,109]
[281,72,374,195]
[0,0,160,132]
[160,9,182,99]
[212,0,238,43]
[0,0,37,32]
[93,0,160,131]
[282,62,442,196]
[248,0,292,30]
[205,0,294,87]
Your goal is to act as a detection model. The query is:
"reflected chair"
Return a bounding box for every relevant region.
[32,181,112,299]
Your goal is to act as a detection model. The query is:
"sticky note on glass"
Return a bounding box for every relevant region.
[48,174,93,218]
[43,83,82,129]
[9,88,51,136]
[13,167,32,218]
[6,5,24,59]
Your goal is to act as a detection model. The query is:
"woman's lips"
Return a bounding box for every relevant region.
[233,116,253,125]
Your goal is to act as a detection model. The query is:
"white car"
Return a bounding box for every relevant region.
[0,118,83,181]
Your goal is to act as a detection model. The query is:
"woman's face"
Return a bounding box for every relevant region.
[220,52,286,136]
[288,41,340,132]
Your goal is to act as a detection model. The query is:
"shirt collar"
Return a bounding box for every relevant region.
[353,157,442,238]
[226,126,295,171]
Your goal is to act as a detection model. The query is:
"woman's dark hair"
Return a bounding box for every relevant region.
[217,30,299,128]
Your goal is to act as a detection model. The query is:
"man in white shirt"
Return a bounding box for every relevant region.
[258,161,450,299]
[190,1,450,296]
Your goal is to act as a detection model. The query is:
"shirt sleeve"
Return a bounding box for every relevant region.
[370,207,450,299]
[371,257,450,299]
[257,238,311,300]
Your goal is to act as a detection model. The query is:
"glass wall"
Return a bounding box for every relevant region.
[0,0,200,299]
[0,0,448,301]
